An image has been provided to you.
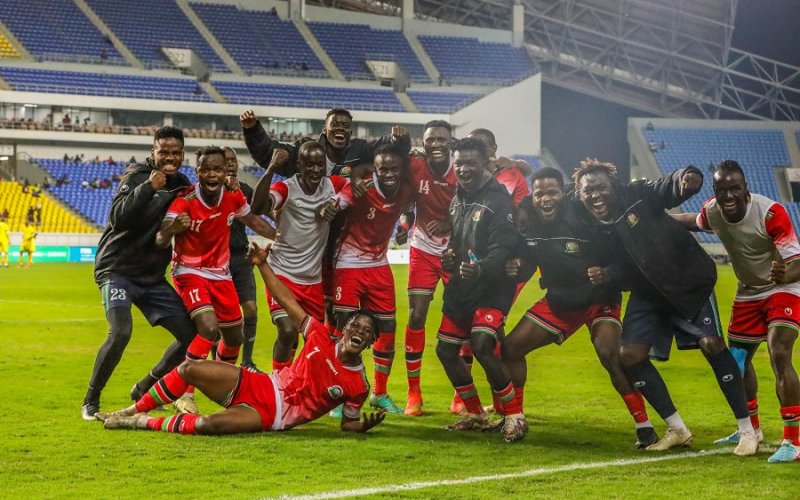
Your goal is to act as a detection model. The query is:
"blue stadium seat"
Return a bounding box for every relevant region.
[0,0,125,63]
[191,3,326,77]
[418,36,535,84]
[407,91,479,113]
[0,67,212,102]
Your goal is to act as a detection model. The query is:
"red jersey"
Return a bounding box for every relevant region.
[494,166,530,207]
[165,186,249,280]
[408,156,457,256]
[273,316,369,429]
[334,173,413,268]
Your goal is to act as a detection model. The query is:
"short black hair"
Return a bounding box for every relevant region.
[344,309,381,344]
[424,120,452,133]
[195,145,226,168]
[325,108,353,122]
[222,146,237,156]
[531,167,565,188]
[451,137,489,160]
[714,159,745,179]
[374,142,407,160]
[298,141,324,157]
[153,125,184,145]
[572,158,618,186]
[469,128,496,145]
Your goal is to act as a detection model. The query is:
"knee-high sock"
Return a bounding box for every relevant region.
[780,405,800,445]
[622,391,652,428]
[748,398,760,430]
[241,316,258,364]
[215,340,240,365]
[146,413,199,434]
[454,382,483,415]
[707,349,749,420]
[405,327,425,394]
[492,380,521,415]
[136,369,190,412]
[624,359,678,420]
[373,332,396,396]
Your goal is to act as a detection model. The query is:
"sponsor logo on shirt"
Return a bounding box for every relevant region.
[472,210,482,222]
[209,213,221,219]
[383,203,396,209]
[627,212,639,227]
[326,358,339,375]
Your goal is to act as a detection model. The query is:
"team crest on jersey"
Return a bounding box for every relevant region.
[227,213,235,225]
[340,165,352,177]
[485,313,494,323]
[626,212,639,227]
[472,209,482,222]
[786,307,793,315]
[565,241,580,254]
[327,385,344,399]
[119,184,130,193]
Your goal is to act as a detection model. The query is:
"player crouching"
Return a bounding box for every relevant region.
[97,243,385,435]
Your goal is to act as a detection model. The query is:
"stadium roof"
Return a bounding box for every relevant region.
[308,0,799,120]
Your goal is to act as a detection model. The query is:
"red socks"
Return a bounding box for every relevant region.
[494,381,521,415]
[454,382,483,415]
[405,327,425,394]
[781,405,800,445]
[136,369,189,412]
[215,340,240,365]
[372,332,396,396]
[622,392,650,425]
[146,414,199,434]
[748,398,760,430]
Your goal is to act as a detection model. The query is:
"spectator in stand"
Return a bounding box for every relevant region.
[63,153,70,163]
[31,184,42,198]
[107,156,116,166]
[21,178,30,193]
[81,179,90,189]
[129,156,137,165]
[1,208,8,220]
[26,206,35,223]
[100,178,112,189]
[91,178,101,189]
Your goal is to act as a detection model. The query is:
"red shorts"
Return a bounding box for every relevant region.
[173,273,242,327]
[522,298,621,344]
[408,246,450,296]
[266,274,325,323]
[333,265,395,321]
[226,368,278,431]
[728,292,800,344]
[437,308,505,346]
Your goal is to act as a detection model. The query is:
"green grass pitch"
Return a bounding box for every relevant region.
[1,263,798,499]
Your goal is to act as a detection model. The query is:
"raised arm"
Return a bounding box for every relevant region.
[247,243,307,329]
[108,169,164,229]
[250,149,290,215]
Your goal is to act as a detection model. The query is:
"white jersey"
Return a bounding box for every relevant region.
[267,175,347,284]
[698,193,800,300]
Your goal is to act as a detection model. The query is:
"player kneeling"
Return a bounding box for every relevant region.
[98,243,385,435]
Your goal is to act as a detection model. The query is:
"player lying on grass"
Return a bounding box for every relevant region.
[674,160,800,463]
[98,242,385,435]
[502,167,658,449]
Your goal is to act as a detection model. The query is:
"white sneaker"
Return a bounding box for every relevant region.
[646,427,693,451]
[733,429,760,456]
[173,395,200,415]
[104,413,150,430]
[502,413,528,443]
[95,405,137,422]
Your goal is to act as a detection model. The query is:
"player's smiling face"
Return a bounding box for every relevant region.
[375,153,403,193]
[713,170,749,223]
[152,137,184,176]
[197,153,227,198]
[532,177,564,221]
[340,315,377,356]
[324,113,352,150]
[423,126,452,166]
[579,172,617,223]
[453,149,488,191]
[298,147,326,191]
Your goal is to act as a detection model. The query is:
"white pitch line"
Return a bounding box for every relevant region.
[0,298,102,310]
[269,448,739,500]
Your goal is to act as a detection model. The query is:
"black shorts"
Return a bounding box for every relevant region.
[99,274,187,326]
[622,291,723,361]
[230,251,257,304]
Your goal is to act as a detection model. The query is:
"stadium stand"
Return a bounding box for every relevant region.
[85,0,227,71]
[307,21,429,82]
[0,67,212,102]
[512,155,541,171]
[643,127,792,242]
[212,80,404,112]
[0,33,20,59]
[0,180,95,233]
[0,0,124,64]
[418,36,535,84]
[190,3,326,77]
[35,158,198,228]
[407,90,480,113]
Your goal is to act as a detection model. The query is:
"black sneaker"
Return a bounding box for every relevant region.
[130,383,145,402]
[635,426,659,449]
[241,361,262,373]
[81,401,100,421]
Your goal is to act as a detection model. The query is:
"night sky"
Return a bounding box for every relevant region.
[541,0,799,179]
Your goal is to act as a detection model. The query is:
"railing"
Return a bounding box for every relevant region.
[34,53,129,67]
[8,83,211,101]
[0,119,243,141]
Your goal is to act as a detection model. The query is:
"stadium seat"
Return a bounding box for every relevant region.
[0,181,96,232]
[418,35,535,85]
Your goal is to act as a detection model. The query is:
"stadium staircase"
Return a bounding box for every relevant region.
[0,181,96,233]
[404,33,440,83]
[395,92,419,113]
[0,18,31,60]
[0,32,20,59]
[198,81,226,104]
[175,0,244,75]
[292,18,345,81]
[72,0,144,68]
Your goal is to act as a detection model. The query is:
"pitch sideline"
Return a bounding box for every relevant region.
[268,447,745,499]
